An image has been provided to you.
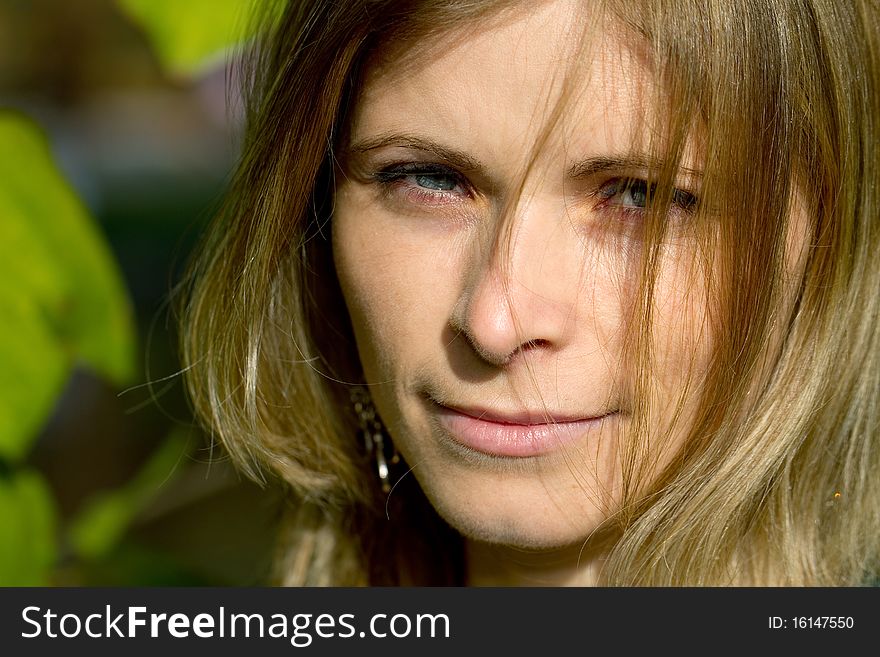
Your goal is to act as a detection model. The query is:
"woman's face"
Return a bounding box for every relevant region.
[332,0,708,549]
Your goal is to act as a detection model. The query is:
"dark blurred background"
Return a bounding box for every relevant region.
[0,0,281,585]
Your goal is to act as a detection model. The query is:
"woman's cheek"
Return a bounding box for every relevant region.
[332,193,463,376]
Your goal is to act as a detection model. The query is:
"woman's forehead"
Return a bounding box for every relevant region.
[348,1,661,172]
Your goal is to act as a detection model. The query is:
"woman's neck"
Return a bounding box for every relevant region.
[464,539,609,587]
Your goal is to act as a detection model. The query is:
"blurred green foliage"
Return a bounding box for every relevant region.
[0,471,56,586]
[0,115,136,463]
[0,113,135,583]
[118,0,275,76]
[68,431,188,561]
[0,1,274,585]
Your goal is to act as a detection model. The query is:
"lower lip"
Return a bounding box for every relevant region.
[432,404,613,458]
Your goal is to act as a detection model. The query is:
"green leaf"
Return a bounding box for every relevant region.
[69,432,189,560]
[117,0,276,76]
[0,470,57,585]
[0,291,68,464]
[0,113,135,462]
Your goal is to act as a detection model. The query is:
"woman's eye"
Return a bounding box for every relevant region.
[412,172,459,191]
[600,179,650,208]
[618,180,649,207]
[370,163,472,208]
[599,178,697,214]
[374,164,467,195]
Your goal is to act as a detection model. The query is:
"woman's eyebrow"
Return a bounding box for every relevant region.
[345,135,703,182]
[346,132,484,172]
[568,155,704,180]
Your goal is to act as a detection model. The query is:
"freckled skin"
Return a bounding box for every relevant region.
[332,0,711,574]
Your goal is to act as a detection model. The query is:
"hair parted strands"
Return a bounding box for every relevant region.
[181,0,880,585]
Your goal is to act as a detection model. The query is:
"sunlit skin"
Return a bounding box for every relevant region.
[332,0,712,585]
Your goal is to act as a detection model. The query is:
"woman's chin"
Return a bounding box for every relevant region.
[410,470,614,551]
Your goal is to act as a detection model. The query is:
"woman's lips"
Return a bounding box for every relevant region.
[431,402,614,458]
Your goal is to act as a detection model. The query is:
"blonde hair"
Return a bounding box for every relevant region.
[181,0,880,585]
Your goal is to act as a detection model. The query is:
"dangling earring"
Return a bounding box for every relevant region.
[351,386,399,493]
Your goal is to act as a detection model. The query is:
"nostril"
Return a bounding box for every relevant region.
[460,328,516,367]
[520,339,550,352]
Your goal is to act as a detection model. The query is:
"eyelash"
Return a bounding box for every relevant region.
[372,163,471,206]
[371,163,698,217]
[595,178,698,219]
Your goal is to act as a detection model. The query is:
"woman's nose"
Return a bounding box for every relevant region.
[450,199,583,366]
